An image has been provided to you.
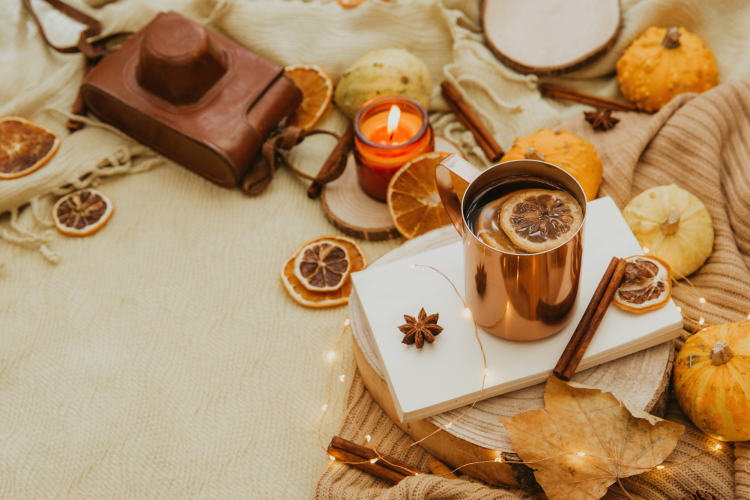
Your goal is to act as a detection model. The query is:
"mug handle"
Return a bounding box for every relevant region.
[436,154,482,236]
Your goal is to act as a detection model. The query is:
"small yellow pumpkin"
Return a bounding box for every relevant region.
[623,184,714,279]
[616,27,719,112]
[500,129,602,202]
[674,322,750,442]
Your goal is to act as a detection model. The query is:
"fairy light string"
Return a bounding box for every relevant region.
[318,258,738,482]
[642,245,750,331]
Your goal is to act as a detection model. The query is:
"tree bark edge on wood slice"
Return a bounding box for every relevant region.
[481,0,622,76]
[321,136,466,241]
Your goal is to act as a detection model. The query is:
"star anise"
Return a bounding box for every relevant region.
[584,109,620,131]
[398,308,443,349]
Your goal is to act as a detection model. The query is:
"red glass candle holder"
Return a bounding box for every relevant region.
[353,96,434,201]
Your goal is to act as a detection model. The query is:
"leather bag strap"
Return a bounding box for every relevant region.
[22,0,101,54]
[241,126,352,196]
[21,0,131,62]
[21,0,133,131]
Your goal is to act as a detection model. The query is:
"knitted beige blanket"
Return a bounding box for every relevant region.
[1,0,750,499]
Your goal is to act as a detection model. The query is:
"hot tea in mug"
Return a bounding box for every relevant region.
[466,176,584,254]
[435,154,587,341]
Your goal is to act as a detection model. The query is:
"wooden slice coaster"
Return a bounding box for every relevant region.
[321,136,465,241]
[481,0,621,76]
[349,226,673,488]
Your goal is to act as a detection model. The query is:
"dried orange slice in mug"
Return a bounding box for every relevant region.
[499,189,583,253]
[282,235,366,308]
[0,117,60,179]
[387,152,460,239]
[294,240,350,292]
[53,189,114,237]
[284,65,333,130]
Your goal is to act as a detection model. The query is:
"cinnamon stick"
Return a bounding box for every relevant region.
[560,258,628,381]
[428,458,458,479]
[331,436,422,477]
[441,81,504,162]
[307,124,354,199]
[539,84,639,113]
[553,256,619,380]
[327,443,408,485]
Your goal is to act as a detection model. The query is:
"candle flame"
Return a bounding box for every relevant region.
[387,105,401,137]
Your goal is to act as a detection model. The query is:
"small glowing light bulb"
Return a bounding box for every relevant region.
[699,317,705,325]
[676,306,681,313]
[577,452,586,457]
[370,458,377,464]
[495,457,503,463]
[365,435,371,442]
[445,423,452,429]
[656,465,665,470]
[344,319,350,327]
[699,297,706,303]
[327,352,335,361]
[340,375,345,382]
[330,455,336,461]
[746,313,750,320]
[715,444,722,450]
[462,308,472,319]
[643,247,650,254]
[408,262,415,268]
[322,404,328,411]
[484,368,489,375]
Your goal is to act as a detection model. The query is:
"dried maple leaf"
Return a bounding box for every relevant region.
[500,376,684,500]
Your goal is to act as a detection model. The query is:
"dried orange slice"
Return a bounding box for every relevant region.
[281,235,366,308]
[284,65,333,130]
[613,255,672,313]
[387,152,460,239]
[52,189,114,237]
[294,240,350,292]
[0,116,60,179]
[337,0,369,7]
[499,189,583,253]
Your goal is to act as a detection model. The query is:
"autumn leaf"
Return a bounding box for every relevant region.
[499,376,684,500]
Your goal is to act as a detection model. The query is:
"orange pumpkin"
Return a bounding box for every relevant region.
[673,322,750,441]
[500,129,603,202]
[616,27,719,112]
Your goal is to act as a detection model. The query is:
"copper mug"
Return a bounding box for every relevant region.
[435,154,587,341]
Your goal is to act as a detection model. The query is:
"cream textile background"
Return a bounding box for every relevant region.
[2,0,750,499]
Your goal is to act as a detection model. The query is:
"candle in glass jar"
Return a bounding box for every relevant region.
[353,96,434,201]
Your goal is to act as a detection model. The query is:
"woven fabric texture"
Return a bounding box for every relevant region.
[0,0,749,499]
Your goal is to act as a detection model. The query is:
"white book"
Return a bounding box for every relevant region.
[351,197,683,423]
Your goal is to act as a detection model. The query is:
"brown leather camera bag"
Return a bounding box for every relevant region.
[22,1,350,195]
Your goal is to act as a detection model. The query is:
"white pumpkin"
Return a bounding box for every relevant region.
[623,184,714,278]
